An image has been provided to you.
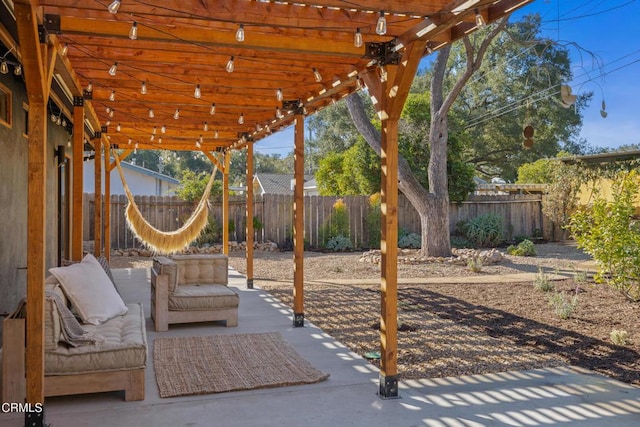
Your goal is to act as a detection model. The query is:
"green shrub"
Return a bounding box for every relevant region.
[321,199,351,246]
[399,233,421,249]
[325,235,353,252]
[534,267,554,292]
[195,218,222,245]
[610,329,630,346]
[567,170,640,301]
[366,193,381,249]
[462,213,505,247]
[450,236,473,249]
[467,257,483,273]
[548,290,578,319]
[506,239,536,256]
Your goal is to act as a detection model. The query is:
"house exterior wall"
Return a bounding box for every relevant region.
[0,73,66,315]
[84,161,178,196]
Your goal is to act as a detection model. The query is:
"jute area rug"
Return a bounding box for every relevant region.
[153,332,330,398]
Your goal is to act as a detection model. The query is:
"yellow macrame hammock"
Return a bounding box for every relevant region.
[113,154,217,254]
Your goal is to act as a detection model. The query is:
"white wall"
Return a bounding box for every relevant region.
[84,161,178,196]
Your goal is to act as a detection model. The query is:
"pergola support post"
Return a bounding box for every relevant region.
[222,150,230,256]
[104,141,111,260]
[93,137,102,257]
[293,113,305,327]
[245,143,254,288]
[71,96,84,261]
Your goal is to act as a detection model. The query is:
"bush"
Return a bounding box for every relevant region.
[195,218,222,245]
[534,267,554,292]
[450,236,473,249]
[462,213,505,247]
[567,170,640,301]
[548,290,578,319]
[506,239,536,256]
[467,257,483,273]
[321,199,351,246]
[325,235,353,252]
[366,193,381,249]
[610,329,630,346]
[399,233,421,249]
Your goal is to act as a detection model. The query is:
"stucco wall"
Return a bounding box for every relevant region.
[0,72,68,315]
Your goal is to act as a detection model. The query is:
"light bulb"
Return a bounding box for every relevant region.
[203,122,208,131]
[62,118,67,127]
[173,108,180,119]
[109,109,114,118]
[376,11,387,35]
[226,56,235,73]
[152,126,157,134]
[116,123,121,132]
[51,113,57,122]
[236,24,245,42]
[150,134,154,141]
[276,88,283,101]
[475,9,485,28]
[354,28,363,48]
[195,140,201,148]
[108,62,117,76]
[158,137,162,144]
[86,82,93,93]
[238,113,244,124]
[13,63,22,76]
[128,138,132,145]
[210,103,216,115]
[199,135,203,143]
[194,84,201,99]
[312,68,322,82]
[129,21,138,40]
[56,116,61,125]
[105,120,111,126]
[109,90,115,101]
[0,60,8,75]
[61,43,68,56]
[148,108,154,118]
[214,130,219,139]
[161,124,166,133]
[141,81,147,94]
[107,0,121,14]
[276,107,283,119]
[106,107,111,113]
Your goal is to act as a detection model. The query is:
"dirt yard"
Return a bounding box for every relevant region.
[111,242,640,385]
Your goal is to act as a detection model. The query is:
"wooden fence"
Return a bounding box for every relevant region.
[84,193,546,250]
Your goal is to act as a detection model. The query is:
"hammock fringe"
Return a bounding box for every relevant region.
[114,153,218,254]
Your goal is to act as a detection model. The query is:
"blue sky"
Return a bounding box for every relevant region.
[254,0,640,157]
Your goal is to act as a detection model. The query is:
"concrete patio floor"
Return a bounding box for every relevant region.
[2,266,640,427]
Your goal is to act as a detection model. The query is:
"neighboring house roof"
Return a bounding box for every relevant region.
[254,173,314,195]
[559,149,640,165]
[118,160,180,185]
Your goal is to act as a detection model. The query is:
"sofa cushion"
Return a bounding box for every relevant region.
[44,284,66,351]
[153,256,178,292]
[168,285,239,311]
[49,254,128,325]
[173,254,228,286]
[45,303,147,375]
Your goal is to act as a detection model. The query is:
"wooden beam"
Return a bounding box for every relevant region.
[94,137,102,257]
[108,148,133,172]
[104,141,111,261]
[222,151,230,256]
[203,151,225,173]
[14,0,48,409]
[387,40,428,120]
[293,113,305,327]
[245,142,254,289]
[71,97,85,261]
[378,68,399,399]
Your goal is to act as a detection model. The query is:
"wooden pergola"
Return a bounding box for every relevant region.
[4,0,533,421]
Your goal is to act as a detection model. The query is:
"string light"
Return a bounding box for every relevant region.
[150,134,154,141]
[173,108,180,119]
[312,67,322,82]
[354,28,363,48]
[108,62,118,76]
[214,130,219,139]
[238,113,244,124]
[276,106,283,119]
[109,90,115,101]
[105,120,111,126]
[475,9,485,28]
[203,121,208,131]
[194,84,201,99]
[276,88,283,101]
[148,108,154,118]
[13,63,22,76]
[109,109,114,118]
[61,43,68,56]
[116,123,121,132]
[129,21,138,40]
[107,0,121,14]
[161,124,166,133]
[376,11,387,35]
[141,81,147,94]
[158,136,162,144]
[236,24,245,42]
[210,103,216,115]
[226,56,235,73]
[128,138,132,145]
[0,59,8,74]
[86,82,93,93]
[152,126,157,134]
[195,138,201,148]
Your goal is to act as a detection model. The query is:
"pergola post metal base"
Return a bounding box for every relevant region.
[293,312,304,327]
[25,406,45,427]
[246,279,253,289]
[378,374,399,399]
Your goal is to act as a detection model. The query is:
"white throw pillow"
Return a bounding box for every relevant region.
[49,254,128,325]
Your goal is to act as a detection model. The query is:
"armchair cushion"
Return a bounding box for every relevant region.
[168,285,239,311]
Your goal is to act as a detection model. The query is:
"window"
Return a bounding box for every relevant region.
[0,82,11,128]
